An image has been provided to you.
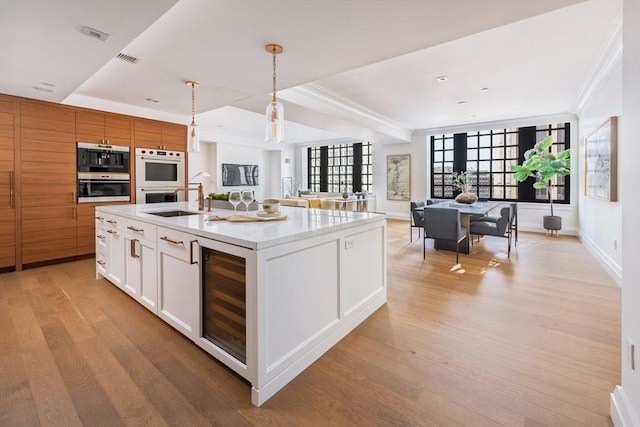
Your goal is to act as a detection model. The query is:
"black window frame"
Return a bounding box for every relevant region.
[308,142,372,193]
[431,122,570,204]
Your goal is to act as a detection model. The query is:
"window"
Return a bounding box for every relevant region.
[308,142,372,193]
[431,123,570,203]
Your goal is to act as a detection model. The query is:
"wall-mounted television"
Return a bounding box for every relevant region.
[222,163,259,186]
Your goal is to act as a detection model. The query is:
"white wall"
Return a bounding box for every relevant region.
[577,59,622,283]
[187,143,216,196]
[611,1,640,425]
[373,135,428,219]
[212,143,273,202]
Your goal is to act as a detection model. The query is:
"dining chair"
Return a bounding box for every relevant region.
[410,201,426,242]
[469,206,513,257]
[473,202,518,245]
[423,207,467,264]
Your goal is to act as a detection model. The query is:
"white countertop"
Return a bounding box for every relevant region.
[96,202,386,250]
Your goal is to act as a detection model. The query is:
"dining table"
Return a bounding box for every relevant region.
[417,200,499,253]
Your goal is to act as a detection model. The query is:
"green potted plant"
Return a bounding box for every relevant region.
[510,136,570,232]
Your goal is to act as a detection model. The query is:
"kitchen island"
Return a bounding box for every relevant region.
[95,202,387,406]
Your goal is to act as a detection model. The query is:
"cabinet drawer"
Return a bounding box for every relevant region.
[99,213,121,230]
[120,217,156,242]
[157,227,198,264]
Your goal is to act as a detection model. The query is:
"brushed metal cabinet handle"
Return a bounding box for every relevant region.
[106,229,118,235]
[189,239,198,265]
[97,260,106,266]
[106,220,117,225]
[130,239,140,259]
[9,171,15,208]
[95,216,105,220]
[160,236,183,245]
[127,226,144,233]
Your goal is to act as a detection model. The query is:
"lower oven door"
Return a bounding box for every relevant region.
[136,187,185,204]
[78,175,131,203]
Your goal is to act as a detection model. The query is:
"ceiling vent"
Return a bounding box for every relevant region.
[79,26,110,41]
[116,53,140,64]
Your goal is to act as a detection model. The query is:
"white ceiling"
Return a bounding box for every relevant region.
[0,0,622,147]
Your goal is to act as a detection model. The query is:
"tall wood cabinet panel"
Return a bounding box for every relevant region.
[76,111,131,146]
[134,118,186,151]
[20,101,77,264]
[162,122,187,151]
[77,204,98,256]
[0,99,17,268]
[134,118,162,149]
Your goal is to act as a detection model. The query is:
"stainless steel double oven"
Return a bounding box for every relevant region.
[76,142,131,203]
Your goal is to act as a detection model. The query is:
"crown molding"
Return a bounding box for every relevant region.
[573,14,623,113]
[414,112,578,137]
[278,83,412,142]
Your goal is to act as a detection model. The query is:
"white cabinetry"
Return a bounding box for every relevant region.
[105,217,125,290]
[95,215,108,277]
[157,226,199,340]
[122,218,158,313]
[96,213,158,313]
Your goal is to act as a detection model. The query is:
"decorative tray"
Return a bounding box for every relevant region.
[206,213,287,222]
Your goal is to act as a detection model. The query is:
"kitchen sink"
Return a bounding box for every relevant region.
[146,210,201,217]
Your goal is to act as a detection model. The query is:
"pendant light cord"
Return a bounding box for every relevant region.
[191,83,196,126]
[272,47,277,103]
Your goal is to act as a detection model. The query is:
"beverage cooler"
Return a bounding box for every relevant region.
[201,248,247,364]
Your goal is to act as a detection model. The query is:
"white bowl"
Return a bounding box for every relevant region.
[262,199,280,214]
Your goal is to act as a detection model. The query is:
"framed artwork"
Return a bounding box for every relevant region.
[585,116,617,201]
[386,154,411,201]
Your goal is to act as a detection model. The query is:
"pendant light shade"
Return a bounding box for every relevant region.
[186,81,200,153]
[265,44,284,144]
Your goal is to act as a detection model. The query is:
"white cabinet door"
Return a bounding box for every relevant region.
[123,234,158,313]
[123,235,141,298]
[106,227,125,289]
[157,227,199,339]
[95,220,108,277]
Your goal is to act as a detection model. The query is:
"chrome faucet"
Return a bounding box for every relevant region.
[175,183,204,210]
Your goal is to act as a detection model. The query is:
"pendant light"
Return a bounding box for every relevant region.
[265,44,284,144]
[186,81,200,153]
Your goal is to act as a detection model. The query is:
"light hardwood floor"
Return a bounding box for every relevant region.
[0,219,620,426]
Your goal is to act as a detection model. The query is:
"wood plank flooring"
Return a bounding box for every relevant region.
[0,219,620,426]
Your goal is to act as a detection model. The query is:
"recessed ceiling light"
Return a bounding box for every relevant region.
[436,76,448,82]
[79,25,110,41]
[457,101,467,105]
[145,98,159,103]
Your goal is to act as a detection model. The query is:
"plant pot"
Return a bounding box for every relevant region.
[454,191,478,204]
[543,215,562,231]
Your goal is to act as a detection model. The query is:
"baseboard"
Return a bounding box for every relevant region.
[611,385,640,427]
[579,230,622,286]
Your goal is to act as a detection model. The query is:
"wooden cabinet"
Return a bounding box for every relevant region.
[20,101,77,264]
[134,118,186,151]
[0,93,189,269]
[77,204,98,256]
[157,226,199,339]
[76,111,131,146]
[0,98,17,269]
[161,122,187,151]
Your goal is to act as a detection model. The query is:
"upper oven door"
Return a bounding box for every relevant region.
[77,142,130,174]
[135,149,185,188]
